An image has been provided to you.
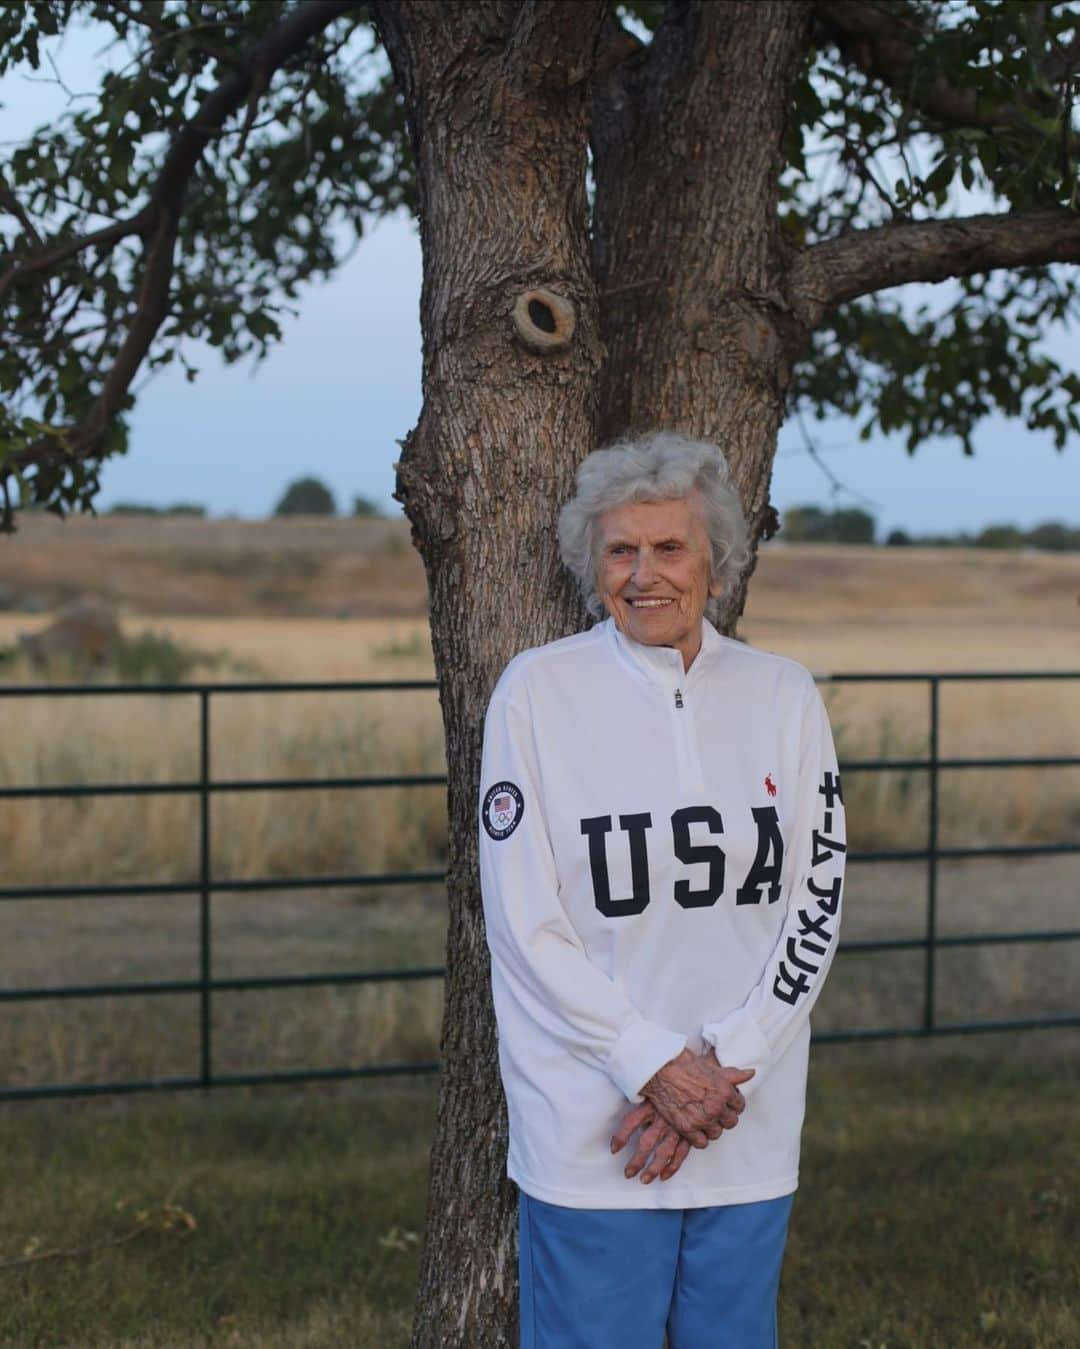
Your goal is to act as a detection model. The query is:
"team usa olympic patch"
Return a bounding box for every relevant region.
[483,781,524,841]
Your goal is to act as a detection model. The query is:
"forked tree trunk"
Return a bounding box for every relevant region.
[371,3,814,1344]
[590,2,813,629]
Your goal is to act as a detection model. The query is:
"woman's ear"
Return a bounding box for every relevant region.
[708,575,724,599]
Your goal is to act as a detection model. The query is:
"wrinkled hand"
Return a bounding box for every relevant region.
[610,1049,754,1185]
[610,1101,692,1184]
[641,1048,754,1148]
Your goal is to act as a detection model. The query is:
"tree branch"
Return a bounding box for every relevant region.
[106,0,171,40]
[812,0,1062,133]
[0,175,43,248]
[790,207,1080,321]
[0,211,151,302]
[5,0,364,479]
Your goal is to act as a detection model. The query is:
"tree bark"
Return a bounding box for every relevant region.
[371,4,605,1344]
[590,0,814,629]
[370,2,816,1345]
[790,207,1080,318]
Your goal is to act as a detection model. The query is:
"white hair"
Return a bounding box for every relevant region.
[557,430,749,621]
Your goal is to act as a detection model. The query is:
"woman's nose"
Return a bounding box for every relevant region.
[633,549,656,585]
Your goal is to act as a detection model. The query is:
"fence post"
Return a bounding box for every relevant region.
[923,676,940,1032]
[199,689,213,1087]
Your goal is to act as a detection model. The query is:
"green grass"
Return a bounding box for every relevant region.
[785,1036,1079,1347]
[0,1036,1076,1347]
[0,1080,434,1348]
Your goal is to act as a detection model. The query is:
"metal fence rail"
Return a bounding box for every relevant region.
[2,671,1078,1101]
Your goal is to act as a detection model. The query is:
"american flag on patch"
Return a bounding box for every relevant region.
[494,794,512,813]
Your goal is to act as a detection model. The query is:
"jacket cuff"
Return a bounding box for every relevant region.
[701,1009,772,1099]
[605,1021,688,1103]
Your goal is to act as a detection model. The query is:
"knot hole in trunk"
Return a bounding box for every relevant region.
[512,288,575,353]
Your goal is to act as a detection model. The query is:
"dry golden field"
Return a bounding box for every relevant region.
[0,521,1077,1090]
[0,511,427,618]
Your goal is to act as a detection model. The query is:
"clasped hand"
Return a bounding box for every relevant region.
[610,1047,754,1186]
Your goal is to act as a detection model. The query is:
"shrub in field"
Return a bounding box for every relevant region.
[1024,520,1080,552]
[1,628,246,685]
[976,524,1024,550]
[273,477,337,517]
[106,631,232,683]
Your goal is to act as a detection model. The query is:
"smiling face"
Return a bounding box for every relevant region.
[594,494,722,670]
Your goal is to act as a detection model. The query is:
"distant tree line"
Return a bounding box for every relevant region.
[106,502,206,517]
[886,521,1080,551]
[781,504,877,545]
[100,490,1077,549]
[100,478,386,519]
[780,505,1080,552]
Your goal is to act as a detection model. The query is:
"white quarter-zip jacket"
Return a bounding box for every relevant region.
[478,616,845,1210]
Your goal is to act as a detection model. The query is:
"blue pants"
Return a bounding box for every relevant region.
[518,1190,794,1349]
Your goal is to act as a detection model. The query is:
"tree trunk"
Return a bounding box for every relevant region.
[371,3,814,1344]
[371,4,606,1344]
[590,1,813,629]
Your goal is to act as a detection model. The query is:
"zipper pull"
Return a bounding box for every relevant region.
[674,688,684,709]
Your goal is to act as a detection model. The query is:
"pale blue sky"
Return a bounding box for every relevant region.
[2,22,1078,536]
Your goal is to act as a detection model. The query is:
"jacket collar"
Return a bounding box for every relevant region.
[604,614,723,688]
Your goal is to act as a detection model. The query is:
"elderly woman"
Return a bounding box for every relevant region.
[478,431,845,1348]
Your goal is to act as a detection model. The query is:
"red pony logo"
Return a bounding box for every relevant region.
[765,774,777,797]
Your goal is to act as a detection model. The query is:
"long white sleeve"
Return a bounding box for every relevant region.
[700,680,845,1097]
[479,686,687,1102]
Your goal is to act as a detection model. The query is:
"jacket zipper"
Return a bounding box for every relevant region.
[670,682,704,788]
